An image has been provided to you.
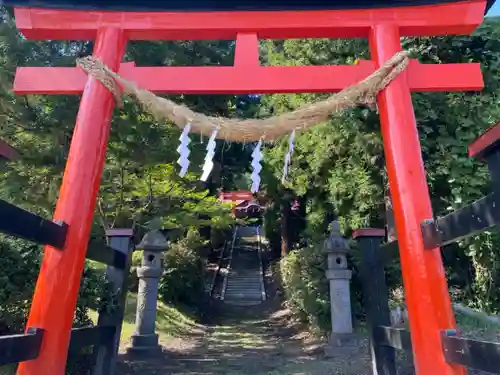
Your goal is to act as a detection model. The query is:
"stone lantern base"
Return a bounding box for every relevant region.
[328,332,359,347]
[324,332,361,358]
[126,333,162,355]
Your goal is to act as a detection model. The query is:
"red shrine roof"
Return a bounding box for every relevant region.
[4,0,494,13]
[219,191,254,206]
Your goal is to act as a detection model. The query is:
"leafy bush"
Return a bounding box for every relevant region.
[0,235,107,375]
[210,227,227,250]
[0,237,40,334]
[158,235,205,308]
[131,250,143,267]
[127,250,142,293]
[263,202,282,258]
[182,227,206,255]
[279,245,331,333]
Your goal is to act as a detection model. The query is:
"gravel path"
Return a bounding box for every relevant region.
[116,301,382,375]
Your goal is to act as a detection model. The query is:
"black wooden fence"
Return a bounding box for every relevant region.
[355,122,500,374]
[0,197,134,373]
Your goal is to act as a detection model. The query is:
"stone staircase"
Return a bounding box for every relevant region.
[222,226,266,306]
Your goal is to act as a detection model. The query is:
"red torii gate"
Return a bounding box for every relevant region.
[11,2,486,375]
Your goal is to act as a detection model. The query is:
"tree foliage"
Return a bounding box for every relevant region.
[0,5,246,342]
[262,19,500,313]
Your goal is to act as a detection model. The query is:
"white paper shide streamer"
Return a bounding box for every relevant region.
[200,127,219,182]
[177,123,192,177]
[251,139,263,193]
[282,130,296,183]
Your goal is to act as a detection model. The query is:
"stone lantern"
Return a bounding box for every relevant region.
[324,221,353,346]
[127,229,167,354]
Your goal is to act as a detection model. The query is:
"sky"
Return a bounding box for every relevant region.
[487,0,500,16]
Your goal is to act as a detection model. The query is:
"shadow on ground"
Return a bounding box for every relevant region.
[115,231,416,375]
[115,299,383,375]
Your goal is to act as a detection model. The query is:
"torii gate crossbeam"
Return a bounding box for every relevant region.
[12,2,485,375]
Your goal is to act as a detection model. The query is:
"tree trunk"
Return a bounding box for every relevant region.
[280,200,290,258]
[384,184,397,242]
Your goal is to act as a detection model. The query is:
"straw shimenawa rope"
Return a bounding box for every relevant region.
[77,51,409,142]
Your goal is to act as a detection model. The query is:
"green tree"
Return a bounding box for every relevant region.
[261,19,500,313]
[0,5,250,345]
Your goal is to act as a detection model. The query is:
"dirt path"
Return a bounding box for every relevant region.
[116,301,382,375]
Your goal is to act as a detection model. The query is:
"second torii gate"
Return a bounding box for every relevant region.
[11,1,486,375]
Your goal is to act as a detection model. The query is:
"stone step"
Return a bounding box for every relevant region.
[226,290,262,297]
[224,289,262,294]
[221,226,265,305]
[226,289,261,293]
[224,295,263,301]
[224,296,263,301]
[225,300,263,306]
[225,286,262,291]
[225,287,262,292]
[232,262,259,265]
[226,285,261,293]
[227,274,261,279]
[226,284,261,292]
[228,270,260,273]
[225,288,262,294]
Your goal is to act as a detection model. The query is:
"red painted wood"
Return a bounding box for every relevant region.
[14,1,485,41]
[234,33,260,68]
[370,24,465,375]
[13,60,483,95]
[406,60,483,92]
[468,122,500,159]
[17,28,127,375]
[352,228,386,239]
[219,191,254,202]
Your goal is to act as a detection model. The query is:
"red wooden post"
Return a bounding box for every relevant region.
[369,24,465,375]
[17,28,127,375]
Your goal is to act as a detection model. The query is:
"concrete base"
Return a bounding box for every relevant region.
[328,333,359,346]
[324,333,360,357]
[126,333,162,355]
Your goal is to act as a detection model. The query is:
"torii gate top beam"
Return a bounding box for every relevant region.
[6,0,496,12]
[12,1,486,96]
[14,0,485,41]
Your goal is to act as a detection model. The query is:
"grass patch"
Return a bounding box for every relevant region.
[1,294,201,375]
[455,310,500,342]
[89,292,202,350]
[0,365,16,375]
[87,260,107,271]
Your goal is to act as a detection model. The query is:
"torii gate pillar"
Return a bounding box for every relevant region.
[17,27,126,375]
[370,24,464,375]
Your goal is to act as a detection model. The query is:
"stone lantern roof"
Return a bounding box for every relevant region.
[323,221,350,255]
[137,229,169,252]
